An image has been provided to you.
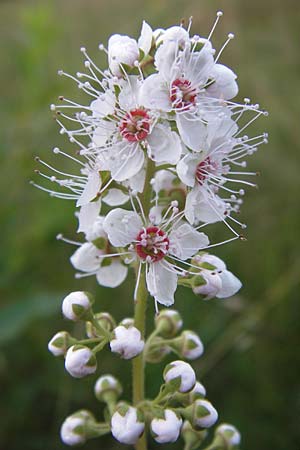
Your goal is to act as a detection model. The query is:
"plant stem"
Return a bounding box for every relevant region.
[132,159,155,450]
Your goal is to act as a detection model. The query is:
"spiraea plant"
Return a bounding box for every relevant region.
[34,11,267,450]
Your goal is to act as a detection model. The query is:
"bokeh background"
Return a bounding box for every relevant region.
[1,0,300,449]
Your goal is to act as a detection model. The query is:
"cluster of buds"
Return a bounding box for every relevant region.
[48,291,145,378]
[145,309,204,362]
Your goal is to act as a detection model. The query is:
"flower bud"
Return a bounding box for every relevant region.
[119,317,134,328]
[151,409,182,443]
[62,291,93,321]
[111,404,144,445]
[86,312,116,338]
[155,309,183,338]
[177,331,204,360]
[216,423,241,447]
[163,360,196,393]
[94,374,122,402]
[60,410,96,446]
[110,325,144,359]
[145,338,171,363]
[108,34,139,77]
[181,420,207,450]
[188,382,206,402]
[192,272,222,300]
[65,345,97,378]
[188,399,218,429]
[48,331,74,356]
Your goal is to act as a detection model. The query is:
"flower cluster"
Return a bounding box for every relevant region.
[33,14,266,310]
[39,11,266,450]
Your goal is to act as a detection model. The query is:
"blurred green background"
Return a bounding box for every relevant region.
[1,0,300,449]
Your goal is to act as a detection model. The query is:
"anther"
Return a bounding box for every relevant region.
[217,11,223,17]
[228,33,235,40]
[80,47,86,53]
[50,104,56,111]
[58,96,64,101]
[98,43,104,51]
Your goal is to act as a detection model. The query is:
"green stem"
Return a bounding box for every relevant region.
[132,159,155,450]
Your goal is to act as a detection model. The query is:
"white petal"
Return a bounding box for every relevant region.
[139,74,172,111]
[96,260,128,288]
[119,76,142,111]
[147,124,182,164]
[169,223,209,260]
[206,64,238,100]
[109,143,145,182]
[76,171,101,207]
[103,188,129,206]
[146,261,177,306]
[217,270,242,298]
[92,121,116,147]
[199,254,226,271]
[77,199,101,234]
[103,208,143,247]
[186,45,215,86]
[185,188,227,225]
[90,91,115,117]
[138,21,153,55]
[176,154,200,187]
[176,113,207,152]
[70,243,100,272]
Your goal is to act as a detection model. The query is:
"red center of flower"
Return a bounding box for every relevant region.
[136,227,169,262]
[196,157,212,185]
[119,109,150,142]
[170,78,198,111]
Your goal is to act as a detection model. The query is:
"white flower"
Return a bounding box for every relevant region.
[216,423,241,446]
[48,331,72,356]
[164,360,196,393]
[180,330,204,360]
[62,291,93,321]
[151,409,182,443]
[108,34,139,77]
[111,405,144,445]
[192,253,242,299]
[65,345,97,378]
[103,206,209,306]
[192,399,218,429]
[60,410,95,446]
[110,325,144,359]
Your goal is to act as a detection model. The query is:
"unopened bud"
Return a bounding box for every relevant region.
[151,409,182,443]
[65,345,97,378]
[155,309,183,338]
[60,410,96,446]
[181,420,208,450]
[110,326,144,359]
[216,423,241,447]
[119,317,134,328]
[86,312,116,337]
[62,291,93,321]
[94,374,122,402]
[146,338,171,363]
[163,360,196,393]
[111,404,145,445]
[186,399,218,430]
[180,331,204,360]
[48,331,74,356]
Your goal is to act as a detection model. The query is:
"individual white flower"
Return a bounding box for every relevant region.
[163,360,196,393]
[191,399,218,429]
[103,206,209,306]
[110,325,144,359]
[216,423,241,447]
[151,409,182,443]
[108,34,139,77]
[62,291,93,321]
[89,78,182,183]
[192,253,242,299]
[60,410,96,446]
[180,330,204,360]
[48,331,73,356]
[94,374,122,402]
[111,405,145,445]
[65,345,97,378]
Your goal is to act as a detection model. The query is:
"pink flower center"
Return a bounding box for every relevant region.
[136,226,169,262]
[196,157,213,185]
[170,78,197,111]
[119,109,150,142]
